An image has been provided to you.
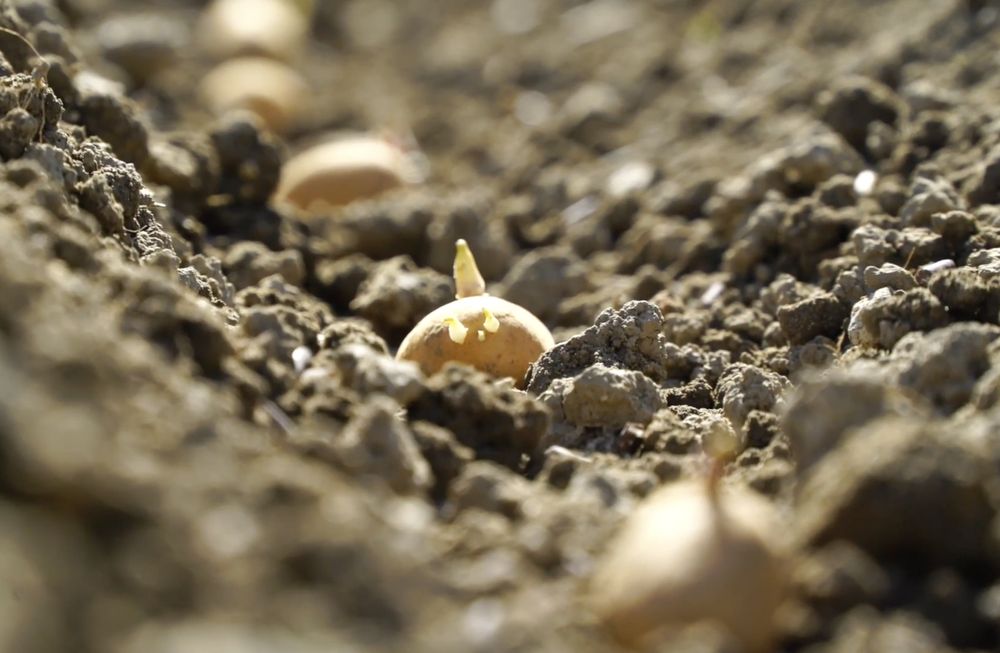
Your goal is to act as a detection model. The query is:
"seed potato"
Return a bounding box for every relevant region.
[274,135,417,213]
[198,0,307,62]
[591,480,788,652]
[396,240,554,386]
[397,295,554,385]
[200,57,308,133]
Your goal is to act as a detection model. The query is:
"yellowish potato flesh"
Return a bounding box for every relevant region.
[274,137,409,213]
[591,481,787,652]
[396,295,554,386]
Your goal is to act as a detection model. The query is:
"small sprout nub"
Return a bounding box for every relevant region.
[477,329,485,341]
[703,419,740,499]
[454,238,486,299]
[482,307,500,333]
[443,316,469,344]
[703,420,739,460]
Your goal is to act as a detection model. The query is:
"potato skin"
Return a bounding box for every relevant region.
[198,0,307,62]
[274,137,409,212]
[396,295,554,386]
[590,481,787,652]
[200,57,307,133]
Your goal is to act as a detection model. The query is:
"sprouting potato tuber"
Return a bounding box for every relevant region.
[274,134,421,213]
[200,57,308,133]
[396,240,554,386]
[590,475,788,652]
[198,0,308,63]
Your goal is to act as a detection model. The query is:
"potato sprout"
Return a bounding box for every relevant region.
[396,240,554,386]
[591,425,788,651]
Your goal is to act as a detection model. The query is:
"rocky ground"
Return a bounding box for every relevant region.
[3,0,1000,651]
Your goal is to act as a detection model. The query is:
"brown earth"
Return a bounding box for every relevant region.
[3,0,1000,651]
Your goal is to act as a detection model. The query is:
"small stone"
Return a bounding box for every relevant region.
[794,541,890,612]
[410,421,474,501]
[930,210,977,244]
[447,461,530,520]
[209,113,283,204]
[832,265,867,304]
[853,170,877,196]
[641,408,701,454]
[317,319,388,354]
[824,609,950,653]
[496,247,591,324]
[814,174,858,209]
[606,161,656,198]
[95,12,186,82]
[965,143,1000,206]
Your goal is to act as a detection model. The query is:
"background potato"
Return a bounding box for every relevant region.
[274,136,414,212]
[198,0,308,62]
[200,57,308,133]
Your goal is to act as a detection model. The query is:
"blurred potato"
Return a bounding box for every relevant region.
[591,481,789,652]
[274,135,420,212]
[200,57,308,133]
[197,0,308,62]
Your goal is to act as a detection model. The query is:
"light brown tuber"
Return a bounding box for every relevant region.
[198,0,308,62]
[200,57,308,133]
[396,240,554,386]
[274,134,420,213]
[590,427,788,652]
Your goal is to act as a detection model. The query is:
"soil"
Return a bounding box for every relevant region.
[3,0,1000,651]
